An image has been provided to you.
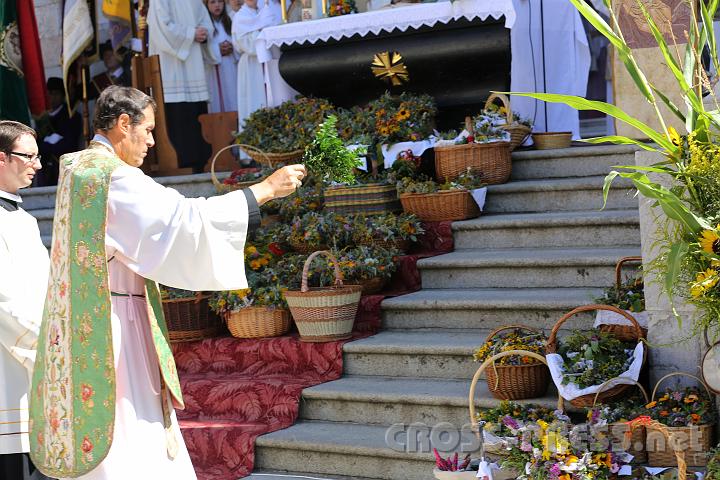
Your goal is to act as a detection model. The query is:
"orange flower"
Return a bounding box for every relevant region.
[684,394,698,403]
[690,413,701,424]
[660,410,670,417]
[646,401,657,408]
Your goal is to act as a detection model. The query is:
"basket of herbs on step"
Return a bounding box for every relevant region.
[473,325,550,400]
[212,143,273,194]
[546,305,647,408]
[283,250,362,342]
[397,171,483,222]
[483,93,533,151]
[594,256,649,342]
[160,286,221,343]
[209,287,292,339]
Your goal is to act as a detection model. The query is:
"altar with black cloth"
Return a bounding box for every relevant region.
[255,0,590,136]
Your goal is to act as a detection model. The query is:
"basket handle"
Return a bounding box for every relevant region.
[210,143,274,189]
[546,305,644,354]
[301,250,344,293]
[651,372,712,401]
[615,256,643,290]
[591,376,649,407]
[484,93,514,125]
[629,418,687,480]
[469,350,562,436]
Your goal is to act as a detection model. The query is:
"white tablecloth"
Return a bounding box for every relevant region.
[254,0,590,138]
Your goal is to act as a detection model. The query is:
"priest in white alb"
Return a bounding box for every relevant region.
[29,86,306,479]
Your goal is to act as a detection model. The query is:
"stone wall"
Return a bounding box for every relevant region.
[636,151,704,388]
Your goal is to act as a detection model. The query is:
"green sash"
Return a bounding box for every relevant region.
[29,143,183,477]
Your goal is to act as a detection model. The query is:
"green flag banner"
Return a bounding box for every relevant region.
[0,0,30,124]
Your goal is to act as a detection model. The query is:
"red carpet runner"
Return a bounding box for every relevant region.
[172,222,454,479]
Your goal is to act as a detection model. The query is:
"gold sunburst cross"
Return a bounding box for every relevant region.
[371,51,409,86]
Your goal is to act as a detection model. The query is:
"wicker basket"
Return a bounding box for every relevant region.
[290,241,328,255]
[225,307,291,339]
[532,132,572,150]
[240,146,304,165]
[324,183,401,215]
[592,378,649,464]
[484,93,532,151]
[469,350,564,453]
[352,276,387,295]
[370,238,411,253]
[212,144,273,194]
[283,250,362,342]
[434,141,511,184]
[400,190,480,222]
[598,256,648,342]
[646,373,714,467]
[547,304,647,408]
[162,293,221,343]
[482,325,550,400]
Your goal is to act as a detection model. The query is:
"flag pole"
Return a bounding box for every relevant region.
[81,65,91,143]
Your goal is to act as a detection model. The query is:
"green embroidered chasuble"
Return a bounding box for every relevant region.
[29,143,184,478]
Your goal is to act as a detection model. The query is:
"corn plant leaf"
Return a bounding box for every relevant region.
[701,0,719,73]
[665,241,689,325]
[568,0,655,102]
[650,85,686,124]
[610,164,678,176]
[499,92,674,151]
[602,171,620,210]
[582,136,660,152]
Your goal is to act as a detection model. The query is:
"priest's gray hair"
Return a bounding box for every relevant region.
[0,121,36,154]
[94,86,157,132]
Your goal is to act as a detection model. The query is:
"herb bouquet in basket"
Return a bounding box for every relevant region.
[308,245,399,295]
[397,170,485,222]
[594,256,649,342]
[546,305,647,408]
[473,326,550,400]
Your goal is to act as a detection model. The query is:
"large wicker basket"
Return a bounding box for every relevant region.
[598,256,648,342]
[629,417,692,480]
[646,373,714,467]
[225,307,291,339]
[324,183,401,215]
[352,276,388,295]
[485,93,532,151]
[162,293,221,343]
[400,190,480,222]
[592,378,649,464]
[547,304,647,408]
[434,141,511,184]
[212,144,272,194]
[482,325,550,400]
[283,251,362,342]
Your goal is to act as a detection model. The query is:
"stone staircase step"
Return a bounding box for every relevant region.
[343,329,485,379]
[381,287,601,330]
[510,145,637,180]
[300,375,562,427]
[254,421,440,480]
[418,246,641,289]
[452,209,640,249]
[484,176,636,213]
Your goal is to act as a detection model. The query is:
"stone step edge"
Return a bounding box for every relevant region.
[510,144,638,160]
[417,247,641,268]
[452,210,639,230]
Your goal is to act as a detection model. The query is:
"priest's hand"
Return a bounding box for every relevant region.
[249,164,306,205]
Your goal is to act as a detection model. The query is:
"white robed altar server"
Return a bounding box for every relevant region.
[29,87,306,480]
[0,122,50,480]
[232,0,280,130]
[205,0,240,113]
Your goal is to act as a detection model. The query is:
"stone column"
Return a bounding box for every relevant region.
[635,151,704,388]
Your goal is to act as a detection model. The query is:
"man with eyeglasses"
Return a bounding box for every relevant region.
[0,120,51,480]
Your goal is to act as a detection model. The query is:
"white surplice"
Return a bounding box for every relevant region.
[148,0,220,103]
[205,19,240,113]
[510,0,591,139]
[0,193,49,455]
[66,148,251,479]
[232,3,277,130]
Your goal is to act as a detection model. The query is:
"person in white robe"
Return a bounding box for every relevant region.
[510,0,591,139]
[204,0,240,113]
[232,0,279,132]
[147,0,220,172]
[0,121,50,480]
[53,86,305,480]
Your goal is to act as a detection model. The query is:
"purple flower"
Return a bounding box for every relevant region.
[549,463,562,479]
[590,409,601,424]
[520,440,533,452]
[502,415,520,430]
[672,391,683,401]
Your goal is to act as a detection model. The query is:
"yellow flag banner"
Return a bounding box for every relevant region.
[102,0,131,23]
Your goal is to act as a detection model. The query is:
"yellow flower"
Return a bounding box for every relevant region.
[395,108,410,121]
[685,394,699,403]
[668,126,682,146]
[691,269,719,298]
[700,228,720,254]
[646,401,657,408]
[658,394,669,402]
[565,455,579,466]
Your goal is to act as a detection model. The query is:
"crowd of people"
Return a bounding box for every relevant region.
[34,0,281,185]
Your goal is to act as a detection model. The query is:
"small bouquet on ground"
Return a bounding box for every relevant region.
[557,330,636,389]
[643,387,714,427]
[473,328,547,366]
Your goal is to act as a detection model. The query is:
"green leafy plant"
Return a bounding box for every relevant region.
[594,274,645,313]
[396,169,484,194]
[303,115,364,184]
[508,0,720,335]
[558,330,636,389]
[159,286,198,300]
[707,447,720,480]
[350,213,424,245]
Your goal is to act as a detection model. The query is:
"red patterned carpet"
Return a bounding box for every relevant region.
[173,222,453,479]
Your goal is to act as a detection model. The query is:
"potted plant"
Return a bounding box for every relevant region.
[473,326,550,400]
[160,286,220,343]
